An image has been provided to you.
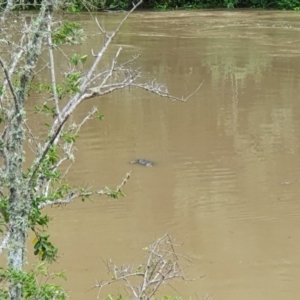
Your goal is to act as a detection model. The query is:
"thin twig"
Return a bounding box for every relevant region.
[47,10,61,121]
[93,234,199,300]
[0,57,18,110]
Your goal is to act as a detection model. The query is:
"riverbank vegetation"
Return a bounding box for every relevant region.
[138,0,300,10]
[1,0,300,11]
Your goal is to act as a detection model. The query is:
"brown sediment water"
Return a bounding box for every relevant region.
[28,10,300,300]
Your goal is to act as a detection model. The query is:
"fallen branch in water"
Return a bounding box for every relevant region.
[93,234,203,300]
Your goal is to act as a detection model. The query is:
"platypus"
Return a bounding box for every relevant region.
[131,159,153,167]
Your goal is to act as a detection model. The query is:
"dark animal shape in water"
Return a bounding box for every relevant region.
[131,159,153,167]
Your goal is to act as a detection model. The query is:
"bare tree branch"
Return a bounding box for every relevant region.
[0,57,18,108]
[93,234,201,300]
[46,10,61,121]
[132,79,205,102]
[38,171,131,209]
[27,0,202,189]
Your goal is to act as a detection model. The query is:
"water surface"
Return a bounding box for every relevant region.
[33,10,300,299]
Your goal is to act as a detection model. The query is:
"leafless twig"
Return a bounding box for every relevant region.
[93,234,202,300]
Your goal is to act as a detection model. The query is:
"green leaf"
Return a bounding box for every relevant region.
[34,105,41,113]
[80,54,88,64]
[52,21,84,45]
[97,114,104,120]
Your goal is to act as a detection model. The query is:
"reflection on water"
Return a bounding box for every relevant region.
[34,10,300,300]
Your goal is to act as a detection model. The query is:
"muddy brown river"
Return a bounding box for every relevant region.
[30,10,300,299]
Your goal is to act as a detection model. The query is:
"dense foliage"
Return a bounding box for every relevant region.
[2,0,300,10]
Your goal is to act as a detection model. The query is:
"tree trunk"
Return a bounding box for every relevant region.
[7,110,28,300]
[4,1,53,298]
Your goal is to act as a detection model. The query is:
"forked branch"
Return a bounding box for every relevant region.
[37,171,132,209]
[93,234,200,300]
